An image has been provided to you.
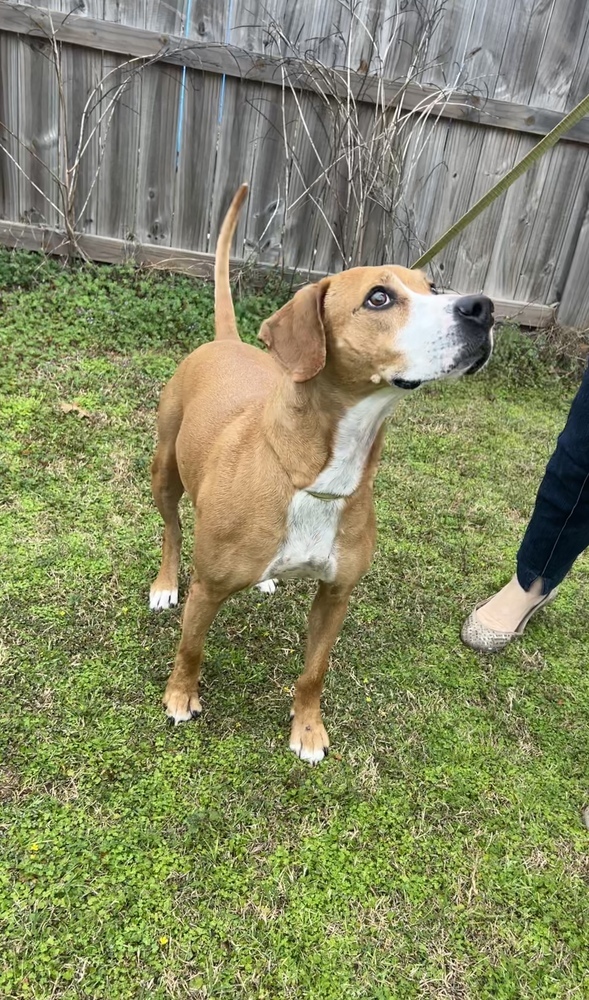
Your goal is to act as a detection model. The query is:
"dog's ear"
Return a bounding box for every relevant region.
[259,281,327,382]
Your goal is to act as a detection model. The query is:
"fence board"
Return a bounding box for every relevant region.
[496,0,556,109]
[272,90,328,275]
[0,34,20,220]
[17,35,61,228]
[566,12,589,111]
[391,117,452,267]
[95,52,142,239]
[229,0,347,66]
[207,77,262,256]
[283,89,347,274]
[61,43,103,233]
[460,0,513,100]
[529,0,589,112]
[187,0,227,44]
[242,84,290,266]
[420,0,477,91]
[443,129,522,294]
[420,120,487,285]
[102,1,145,28]
[173,68,222,253]
[558,204,589,328]
[135,63,183,246]
[514,147,589,305]
[145,1,188,35]
[483,133,545,300]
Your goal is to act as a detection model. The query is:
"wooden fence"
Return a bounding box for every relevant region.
[0,0,588,328]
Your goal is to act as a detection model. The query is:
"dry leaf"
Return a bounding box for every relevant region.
[60,401,93,420]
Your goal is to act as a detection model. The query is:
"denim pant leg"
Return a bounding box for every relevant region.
[517,364,589,595]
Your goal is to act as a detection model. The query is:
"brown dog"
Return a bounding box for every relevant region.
[150,184,493,763]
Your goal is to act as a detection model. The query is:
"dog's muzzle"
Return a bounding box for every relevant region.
[453,294,494,375]
[392,377,423,390]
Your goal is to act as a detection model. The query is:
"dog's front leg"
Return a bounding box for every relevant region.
[163,579,224,723]
[290,581,353,765]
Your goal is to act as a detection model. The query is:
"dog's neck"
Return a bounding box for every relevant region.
[262,375,401,494]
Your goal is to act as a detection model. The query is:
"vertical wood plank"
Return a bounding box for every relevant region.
[435,0,512,100]
[558,203,589,328]
[422,120,486,286]
[61,43,103,233]
[514,146,589,305]
[20,0,105,222]
[229,0,348,67]
[100,0,144,241]
[186,0,228,43]
[280,89,346,274]
[528,0,588,112]
[418,0,475,89]
[24,1,104,13]
[173,68,222,252]
[482,133,545,300]
[0,35,20,222]
[95,52,142,239]
[102,0,146,28]
[392,117,451,267]
[207,77,261,257]
[17,35,61,228]
[444,128,521,294]
[563,10,589,110]
[239,83,288,266]
[135,63,183,246]
[494,0,554,106]
[145,0,188,35]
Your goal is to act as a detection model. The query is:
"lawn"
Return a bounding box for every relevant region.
[1,251,588,1000]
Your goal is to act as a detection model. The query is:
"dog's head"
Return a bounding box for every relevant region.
[259,266,493,392]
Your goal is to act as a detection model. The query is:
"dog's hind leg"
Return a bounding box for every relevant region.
[150,386,184,610]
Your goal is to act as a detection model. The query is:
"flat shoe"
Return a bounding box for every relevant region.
[461,588,558,653]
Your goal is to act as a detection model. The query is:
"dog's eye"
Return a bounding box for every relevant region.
[365,287,393,310]
[430,283,439,295]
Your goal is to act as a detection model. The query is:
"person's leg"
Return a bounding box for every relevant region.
[463,364,589,648]
[516,363,589,594]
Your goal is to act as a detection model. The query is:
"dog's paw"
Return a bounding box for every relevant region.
[289,715,330,765]
[256,579,278,595]
[149,587,178,611]
[163,685,202,724]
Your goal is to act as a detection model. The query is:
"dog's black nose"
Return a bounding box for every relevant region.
[454,294,494,329]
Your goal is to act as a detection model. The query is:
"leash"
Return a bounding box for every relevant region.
[411,91,589,271]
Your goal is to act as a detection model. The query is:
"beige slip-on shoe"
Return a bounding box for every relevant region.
[461,588,558,653]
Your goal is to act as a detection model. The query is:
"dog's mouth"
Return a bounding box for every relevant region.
[392,378,422,391]
[461,338,493,377]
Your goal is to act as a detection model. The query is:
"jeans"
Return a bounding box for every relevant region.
[517,363,589,595]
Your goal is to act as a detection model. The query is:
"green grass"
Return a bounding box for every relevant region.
[1,250,588,999]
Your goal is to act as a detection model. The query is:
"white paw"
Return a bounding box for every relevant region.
[149,588,178,611]
[166,706,200,724]
[166,706,194,723]
[256,579,278,595]
[289,740,327,765]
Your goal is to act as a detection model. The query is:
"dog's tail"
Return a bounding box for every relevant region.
[214,183,248,341]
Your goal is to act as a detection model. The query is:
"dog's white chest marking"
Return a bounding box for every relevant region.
[261,390,399,584]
